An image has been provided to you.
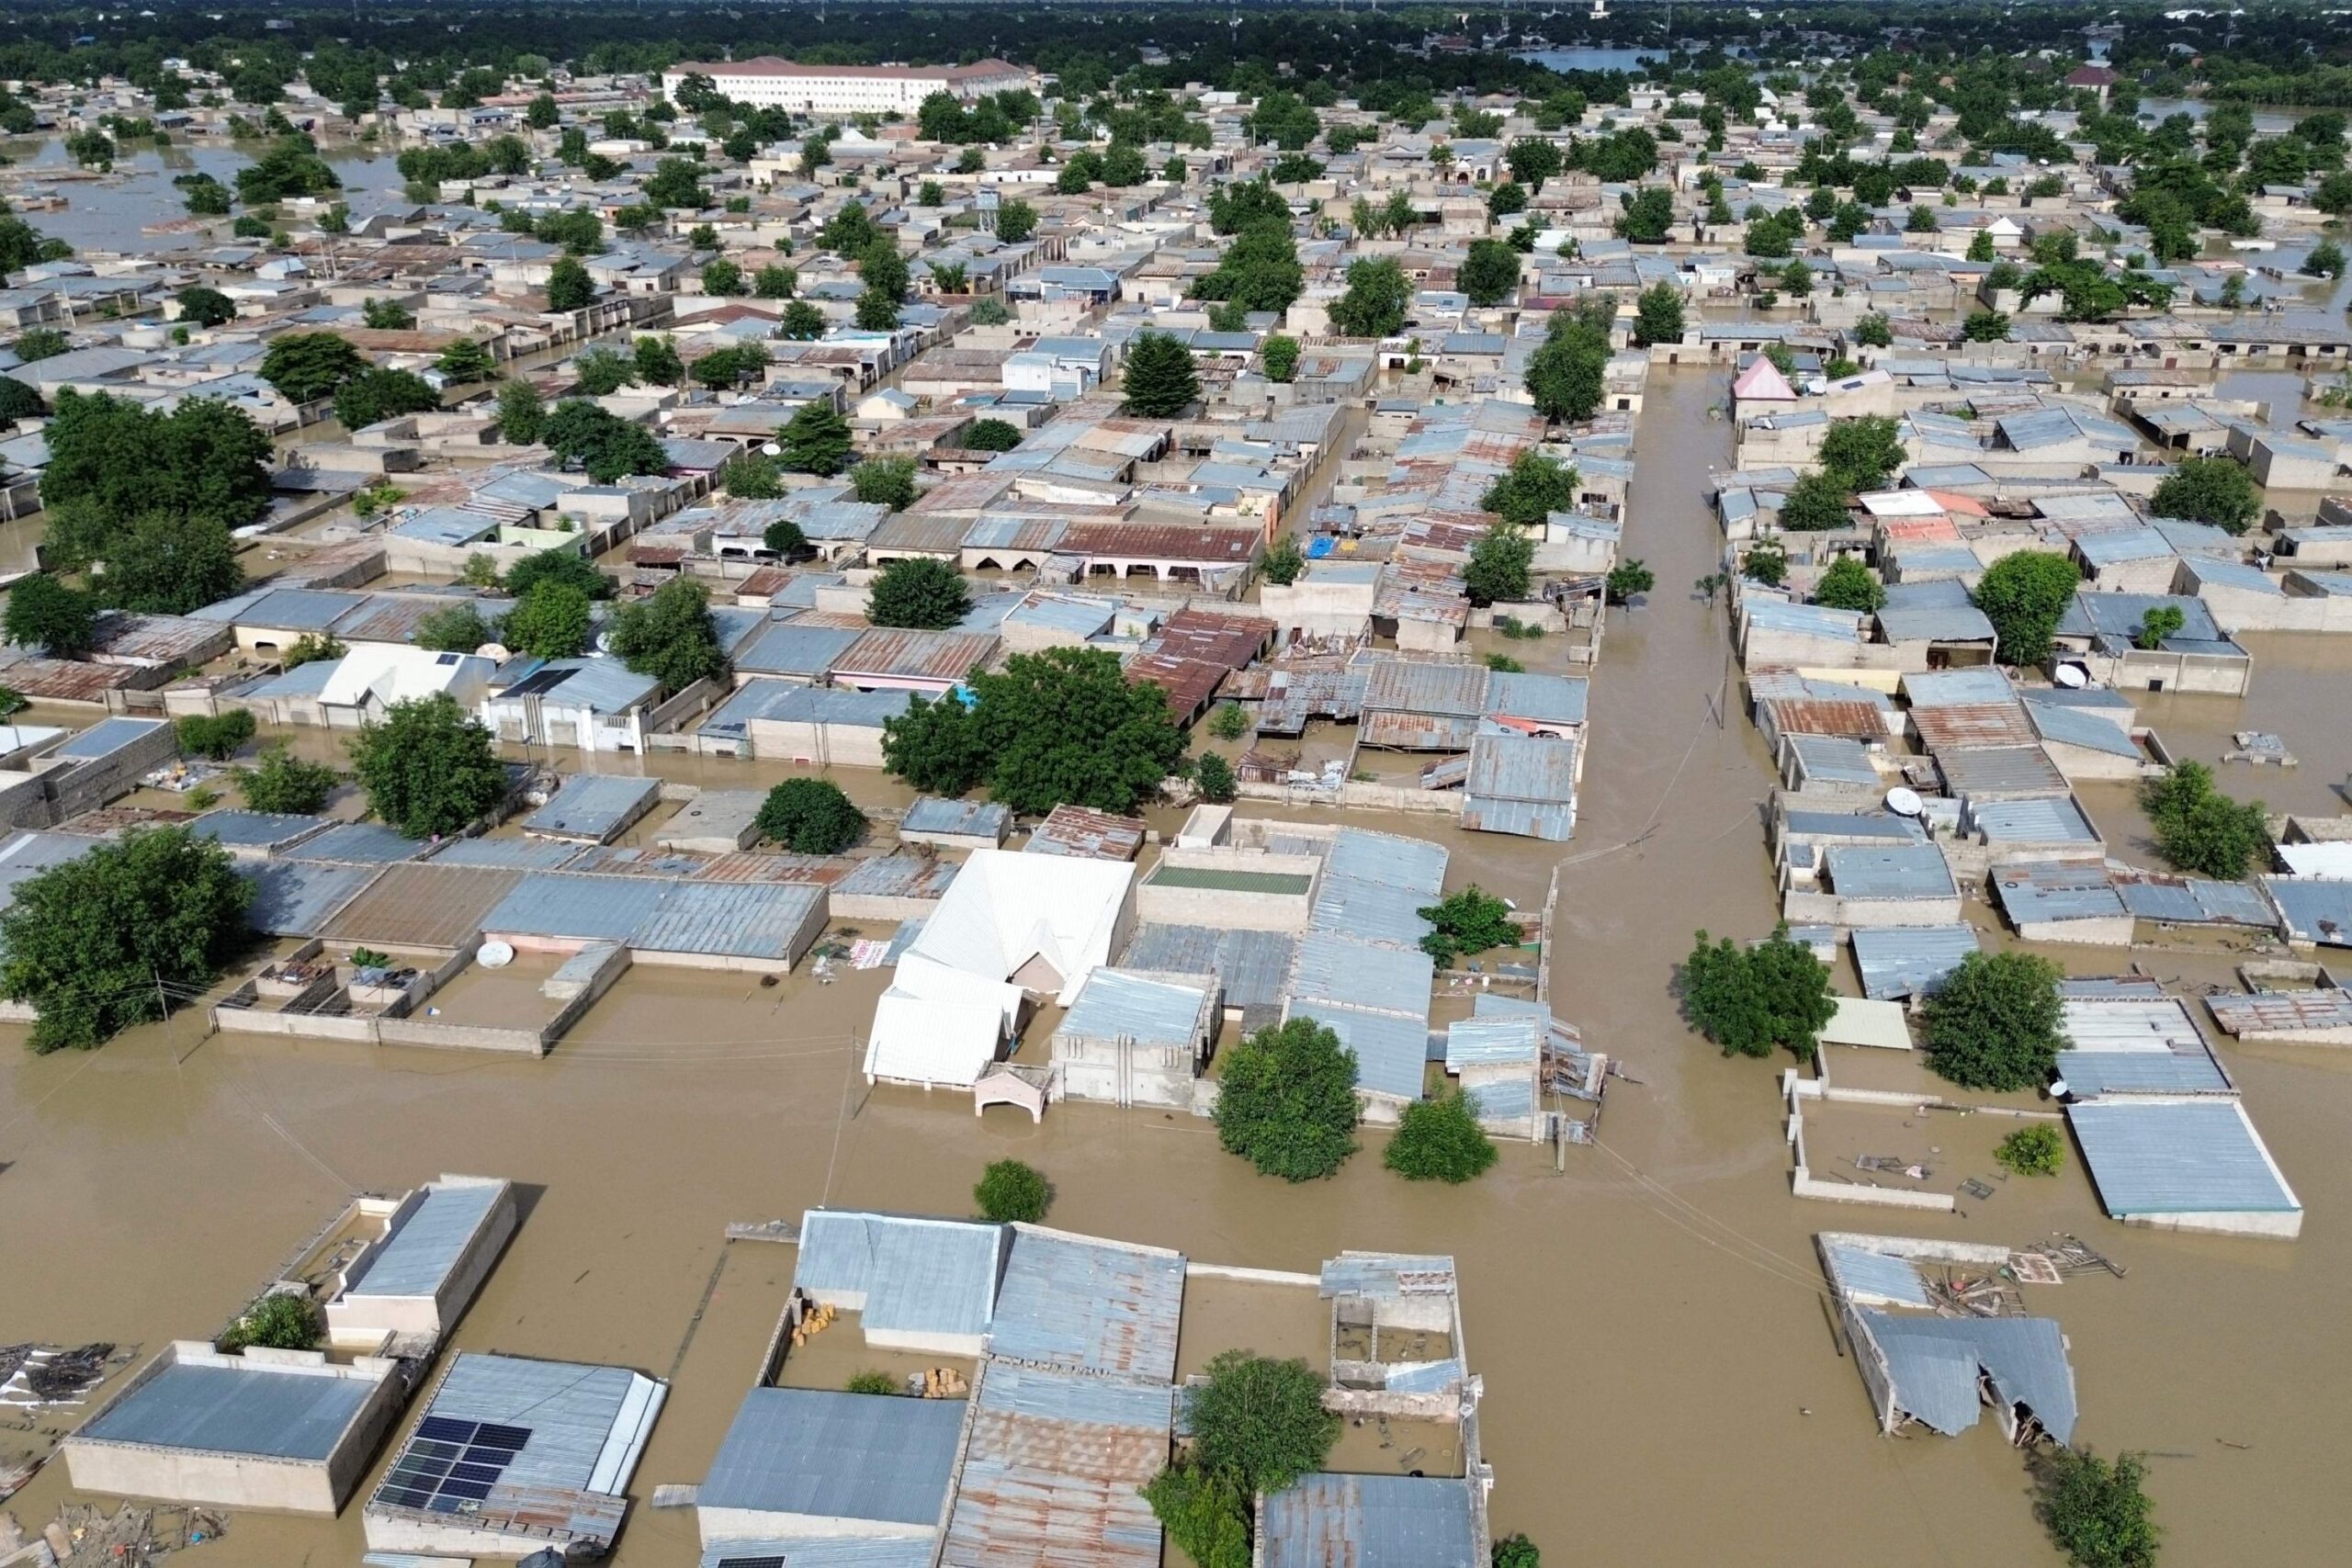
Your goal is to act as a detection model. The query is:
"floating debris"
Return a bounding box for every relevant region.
[2221,731,2296,767]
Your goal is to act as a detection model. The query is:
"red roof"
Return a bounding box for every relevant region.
[2064,65,2118,87]
[669,56,1023,83]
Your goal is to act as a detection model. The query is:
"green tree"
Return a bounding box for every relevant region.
[1193,219,1304,313]
[753,264,798,299]
[361,297,415,330]
[1854,313,1894,348]
[1971,549,2080,666]
[754,777,865,853]
[868,558,971,630]
[2303,239,2347,279]
[175,285,237,328]
[1819,415,1905,492]
[1744,541,1789,588]
[779,299,829,340]
[1679,926,1837,1061]
[879,692,989,796]
[763,517,808,559]
[702,257,745,297]
[995,197,1038,243]
[965,418,1023,451]
[4,574,98,656]
[0,826,254,1053]
[1996,1124,2065,1178]
[2135,604,2186,650]
[1464,523,1534,606]
[976,648,1182,815]
[502,581,594,659]
[259,331,366,403]
[1526,313,1609,424]
[234,744,338,815]
[777,399,854,475]
[1605,557,1655,605]
[1963,309,2012,342]
[1459,239,1521,307]
[1385,1090,1498,1183]
[1187,1349,1341,1490]
[1634,282,1685,347]
[2140,761,2271,880]
[0,378,42,423]
[99,515,244,615]
[349,694,508,839]
[1261,334,1300,383]
[1328,256,1410,337]
[543,400,668,483]
[413,603,496,654]
[630,333,686,385]
[282,633,346,670]
[608,577,727,691]
[504,547,612,602]
[1493,1534,1544,1568]
[973,1157,1051,1223]
[334,367,439,431]
[1194,751,1237,804]
[1481,450,1578,528]
[1419,886,1518,965]
[851,457,919,511]
[435,337,499,384]
[1922,950,2064,1091]
[176,709,256,761]
[1815,556,1886,613]
[2149,455,2260,535]
[1261,535,1306,587]
[546,254,595,310]
[1142,1464,1250,1568]
[2037,1450,2160,1568]
[218,1292,321,1353]
[571,346,635,397]
[1121,332,1201,417]
[1216,1012,1361,1179]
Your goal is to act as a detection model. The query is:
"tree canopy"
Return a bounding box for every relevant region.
[504,547,612,602]
[1186,1349,1340,1495]
[2149,455,2260,535]
[973,1157,1051,1223]
[754,777,865,853]
[1121,331,1201,417]
[608,577,727,692]
[1972,549,2080,667]
[0,826,254,1054]
[1328,256,1410,337]
[259,331,367,403]
[1814,556,1886,613]
[1634,281,1686,346]
[866,558,972,630]
[543,400,669,483]
[38,390,273,569]
[1480,449,1578,528]
[1419,886,1518,965]
[2140,761,2271,880]
[1385,1090,1499,1183]
[1922,950,2064,1091]
[1679,926,1837,1061]
[1214,1016,1361,1182]
[4,574,97,656]
[348,694,509,839]
[1464,523,1534,606]
[777,399,854,475]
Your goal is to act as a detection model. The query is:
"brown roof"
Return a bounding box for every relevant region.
[1125,653,1225,719]
[834,628,998,682]
[671,56,1023,82]
[1912,702,2036,751]
[1761,696,1889,739]
[0,657,139,704]
[1024,805,1146,862]
[1057,523,1261,565]
[323,863,522,949]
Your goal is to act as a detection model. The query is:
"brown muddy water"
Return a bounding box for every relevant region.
[4,369,2352,1566]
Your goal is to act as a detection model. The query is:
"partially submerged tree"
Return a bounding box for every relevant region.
[1480,449,1578,528]
[1996,1124,2066,1178]
[882,648,1183,817]
[973,1157,1051,1223]
[1214,1016,1360,1182]
[1922,950,2064,1091]
[608,577,727,692]
[1186,1350,1341,1494]
[0,826,254,1053]
[1385,1090,1499,1183]
[348,694,508,839]
[754,777,864,853]
[1419,886,1519,965]
[1464,524,1534,606]
[1679,926,1836,1061]
[2140,761,2271,880]
[866,558,972,630]
[176,709,256,761]
[219,1292,321,1353]
[2149,454,2260,534]
[4,574,97,657]
[2035,1448,2160,1568]
[235,744,338,815]
[1972,549,2080,667]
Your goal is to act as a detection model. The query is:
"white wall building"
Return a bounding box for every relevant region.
[661,57,1031,116]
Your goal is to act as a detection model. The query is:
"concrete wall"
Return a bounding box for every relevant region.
[326,1177,515,1352]
[1136,849,1320,931]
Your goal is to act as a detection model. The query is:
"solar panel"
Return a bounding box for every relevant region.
[373,1418,531,1513]
[438,1479,493,1501]
[472,1423,533,1451]
[416,1416,478,1443]
[716,1558,787,1568]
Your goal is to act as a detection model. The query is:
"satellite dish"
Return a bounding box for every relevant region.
[762,441,784,457]
[1885,786,1924,818]
[2048,1077,2071,1101]
[478,941,515,969]
[477,642,512,661]
[2053,663,2088,689]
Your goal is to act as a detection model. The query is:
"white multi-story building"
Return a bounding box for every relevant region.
[660,57,1031,117]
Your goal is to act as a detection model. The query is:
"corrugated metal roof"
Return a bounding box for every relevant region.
[2206,989,2352,1036]
[1464,730,1577,842]
[899,796,1012,841]
[1291,931,1434,1021]
[1363,659,1489,718]
[2264,876,2352,946]
[1120,924,1295,1017]
[1914,703,2037,752]
[700,1387,963,1524]
[240,860,375,936]
[1972,795,2099,845]
[2056,1047,2233,1098]
[324,863,526,949]
[1444,1015,1541,1071]
[1484,670,1588,727]
[795,1211,1006,1342]
[345,1180,504,1298]
[1057,968,1215,1048]
[429,835,588,870]
[1822,1244,1932,1308]
[1786,735,1878,787]
[2069,1099,2301,1216]
[522,773,661,842]
[737,620,862,677]
[1994,863,2128,926]
[484,873,668,942]
[1781,809,1926,844]
[1317,1254,1455,1299]
[78,1361,378,1461]
[1850,924,1980,1000]
[629,880,826,960]
[1286,999,1428,1102]
[1902,668,2016,708]
[1856,1312,2077,1445]
[1939,745,2069,797]
[988,1228,1186,1381]
[701,1540,935,1568]
[296,821,433,865]
[1261,1473,1477,1568]
[396,1351,649,1501]
[942,1362,1168,1568]
[2111,870,2272,927]
[1826,843,1956,900]
[191,809,333,852]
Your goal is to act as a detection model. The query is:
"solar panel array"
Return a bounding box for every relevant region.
[375,1416,533,1513]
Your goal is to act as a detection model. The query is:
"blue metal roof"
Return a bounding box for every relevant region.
[1826,843,1956,900]
[2264,876,2352,947]
[1291,931,1434,1021]
[2114,874,2272,928]
[1856,1312,2078,1444]
[1058,968,1212,1049]
[1308,874,1434,951]
[1120,924,1295,1016]
[1287,999,1428,1103]
[700,1387,963,1524]
[1261,1474,1477,1568]
[736,620,861,678]
[701,1540,934,1568]
[2069,1099,2301,1216]
[1324,828,1446,897]
[429,835,587,870]
[79,1361,378,1461]
[240,860,374,936]
[403,1351,647,1498]
[522,774,661,842]
[345,1180,503,1299]
[631,881,828,961]
[2056,1048,2233,1099]
[193,810,334,852]
[944,1361,1168,1565]
[794,1211,1005,1343]
[1850,924,1980,1000]
[1972,795,2100,845]
[1993,862,2129,927]
[1822,1243,1932,1307]
[297,821,433,865]
[899,795,1012,841]
[988,1228,1185,1381]
[1444,1015,1541,1071]
[51,716,169,761]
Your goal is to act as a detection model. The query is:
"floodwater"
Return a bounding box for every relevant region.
[4,368,2352,1567]
[0,135,408,255]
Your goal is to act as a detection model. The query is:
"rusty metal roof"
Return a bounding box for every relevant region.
[322,863,524,949]
[1057,522,1261,563]
[1024,805,1146,861]
[834,627,999,683]
[1912,702,2036,751]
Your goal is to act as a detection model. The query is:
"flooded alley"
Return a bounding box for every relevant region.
[4,367,2351,1568]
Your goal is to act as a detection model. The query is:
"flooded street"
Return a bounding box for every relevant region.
[5,368,2352,1565]
[0,135,409,255]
